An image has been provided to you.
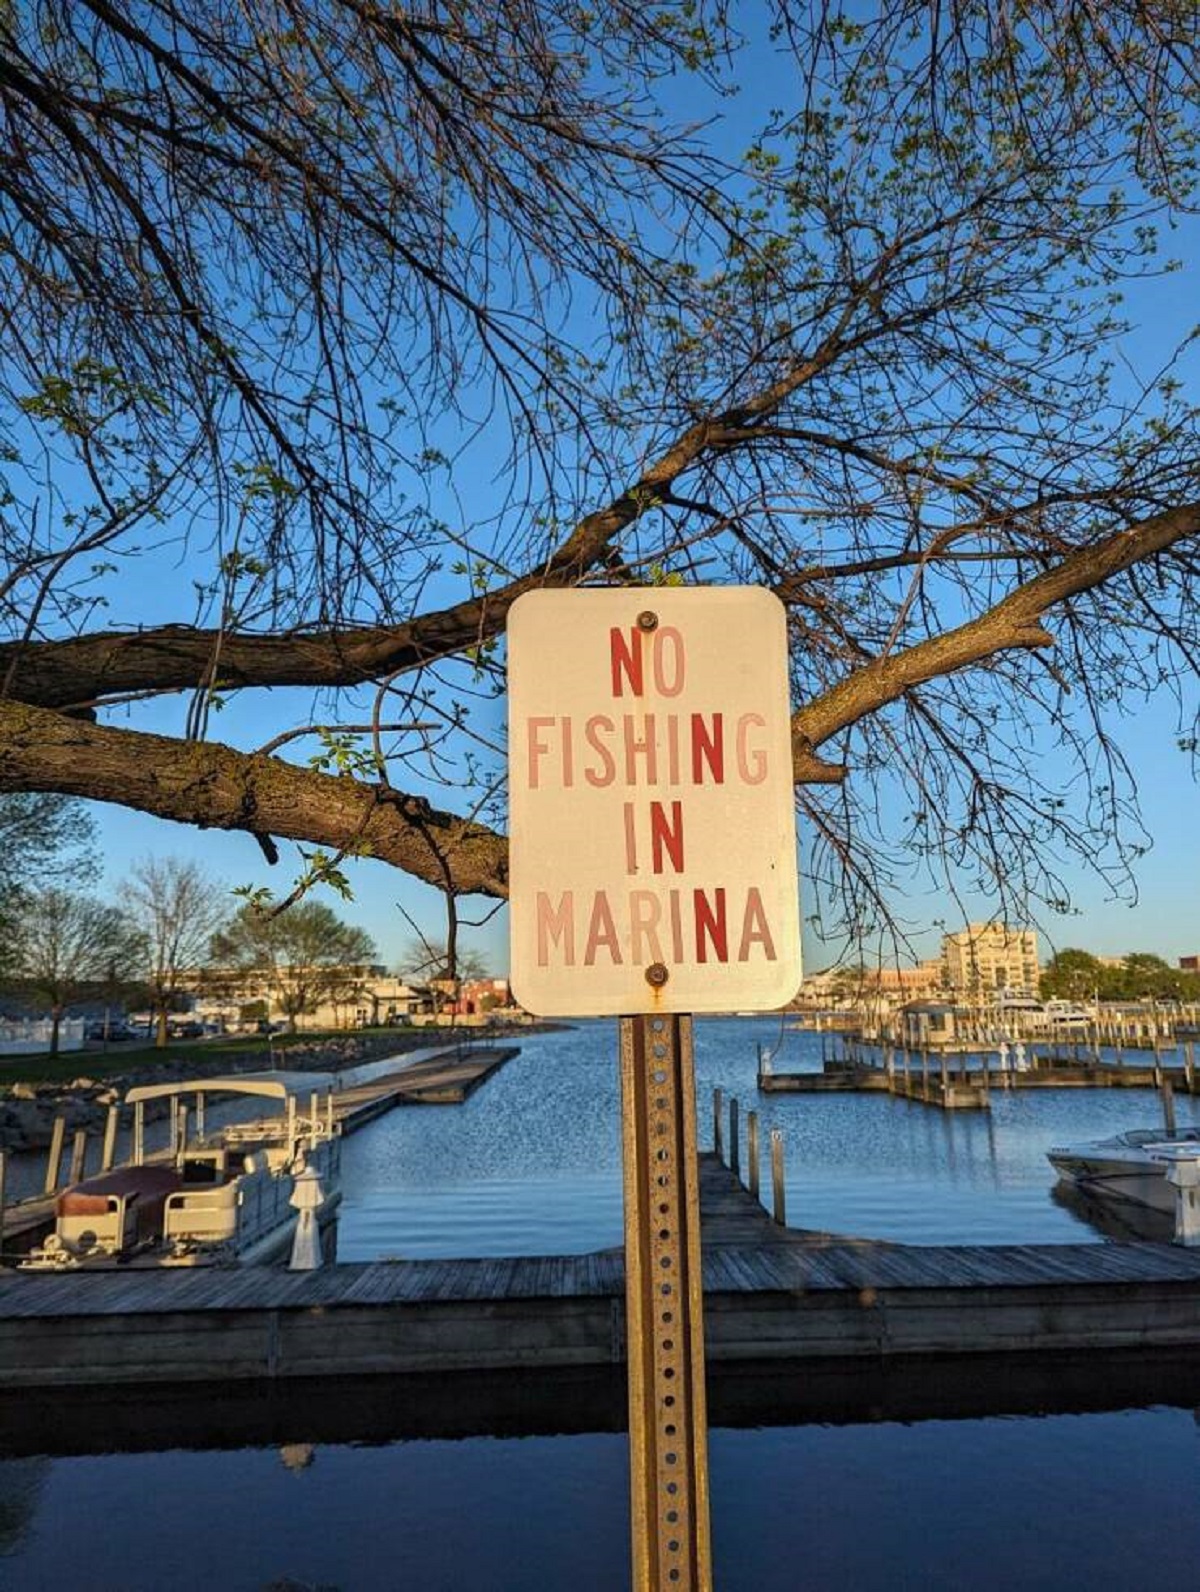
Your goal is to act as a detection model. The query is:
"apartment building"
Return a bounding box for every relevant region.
[941,923,1040,996]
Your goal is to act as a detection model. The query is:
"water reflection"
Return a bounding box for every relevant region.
[4,1402,1200,1590]
[0,1460,46,1555]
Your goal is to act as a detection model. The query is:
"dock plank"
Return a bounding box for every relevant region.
[8,1156,1200,1387]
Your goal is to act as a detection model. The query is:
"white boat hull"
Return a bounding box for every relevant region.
[1048,1152,1178,1213]
[1048,1129,1200,1215]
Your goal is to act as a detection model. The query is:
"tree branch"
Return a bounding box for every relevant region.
[0,700,509,898]
[790,500,1200,775]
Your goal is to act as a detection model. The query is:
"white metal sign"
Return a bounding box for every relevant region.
[508,587,802,1016]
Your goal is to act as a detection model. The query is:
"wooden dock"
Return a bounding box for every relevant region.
[334,1044,519,1125]
[5,1155,1200,1390]
[761,1052,1199,1110]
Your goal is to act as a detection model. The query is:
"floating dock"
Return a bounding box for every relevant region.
[4,1156,1200,1390]
[761,1046,1199,1110]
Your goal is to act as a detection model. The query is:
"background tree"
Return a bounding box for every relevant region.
[0,794,96,957]
[7,888,146,1053]
[1040,950,1104,1003]
[400,937,490,1015]
[209,903,377,1033]
[126,857,231,1047]
[0,5,1198,958]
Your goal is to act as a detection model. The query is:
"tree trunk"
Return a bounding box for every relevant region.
[156,1005,169,1049]
[50,1004,62,1056]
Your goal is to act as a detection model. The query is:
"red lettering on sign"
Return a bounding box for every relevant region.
[653,627,686,696]
[694,887,728,962]
[736,713,767,785]
[584,892,622,965]
[630,890,664,964]
[623,802,638,873]
[583,716,616,786]
[691,713,725,784]
[738,888,777,961]
[536,891,575,966]
[610,628,643,697]
[650,801,685,874]
[527,718,555,789]
[623,714,658,784]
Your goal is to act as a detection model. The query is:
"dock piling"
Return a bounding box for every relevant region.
[101,1105,118,1172]
[770,1129,786,1226]
[713,1086,725,1163]
[747,1111,760,1202]
[133,1101,145,1166]
[1161,1078,1177,1135]
[729,1096,740,1178]
[43,1116,67,1196]
[68,1129,87,1186]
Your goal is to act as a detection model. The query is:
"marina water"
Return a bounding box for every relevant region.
[5,1016,1200,1588]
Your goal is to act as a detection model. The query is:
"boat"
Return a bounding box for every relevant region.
[1047,1126,1200,1213]
[21,1071,343,1270]
[1042,999,1092,1030]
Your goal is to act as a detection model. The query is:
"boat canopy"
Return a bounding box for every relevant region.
[124,1070,338,1106]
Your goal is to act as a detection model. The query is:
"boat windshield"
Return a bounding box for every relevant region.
[1121,1127,1200,1147]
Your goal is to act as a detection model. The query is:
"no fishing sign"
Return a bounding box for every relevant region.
[508,588,802,1016]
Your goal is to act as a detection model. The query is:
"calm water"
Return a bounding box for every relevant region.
[6,1016,1200,1589]
[337,1016,1200,1257]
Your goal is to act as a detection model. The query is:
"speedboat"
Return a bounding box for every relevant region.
[1047,1126,1200,1213]
[21,1071,342,1269]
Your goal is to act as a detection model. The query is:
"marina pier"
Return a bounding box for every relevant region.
[5,1151,1200,1390]
[760,1025,1200,1110]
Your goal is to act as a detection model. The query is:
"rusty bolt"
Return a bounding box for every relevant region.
[645,962,669,988]
[636,610,658,632]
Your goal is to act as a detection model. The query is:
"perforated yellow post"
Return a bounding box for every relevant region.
[620,1014,713,1591]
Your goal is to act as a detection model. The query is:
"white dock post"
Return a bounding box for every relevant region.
[133,1100,145,1165]
[288,1159,325,1269]
[1168,1160,1200,1246]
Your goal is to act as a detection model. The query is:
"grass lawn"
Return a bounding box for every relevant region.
[0,1026,434,1089]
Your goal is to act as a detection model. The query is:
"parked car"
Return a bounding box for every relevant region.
[167,1019,205,1039]
[84,1021,139,1043]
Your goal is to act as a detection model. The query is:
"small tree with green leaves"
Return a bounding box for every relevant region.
[209,903,377,1033]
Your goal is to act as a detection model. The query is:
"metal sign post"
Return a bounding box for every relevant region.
[507,588,802,1591]
[621,1011,712,1590]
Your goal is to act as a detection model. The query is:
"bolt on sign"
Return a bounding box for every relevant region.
[508,587,802,1016]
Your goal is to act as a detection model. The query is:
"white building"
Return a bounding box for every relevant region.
[941,923,1040,997]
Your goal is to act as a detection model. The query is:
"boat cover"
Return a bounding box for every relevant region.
[124,1070,337,1105]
